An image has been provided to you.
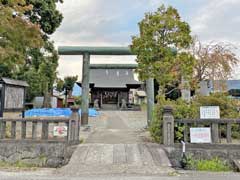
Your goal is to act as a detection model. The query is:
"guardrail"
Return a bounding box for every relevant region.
[0,107,80,144]
[175,119,240,144]
[163,106,240,146]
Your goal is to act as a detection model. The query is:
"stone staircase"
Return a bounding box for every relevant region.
[59,143,174,176]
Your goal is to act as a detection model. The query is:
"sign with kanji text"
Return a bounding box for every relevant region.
[200,106,220,119]
[190,128,212,143]
[53,126,68,137]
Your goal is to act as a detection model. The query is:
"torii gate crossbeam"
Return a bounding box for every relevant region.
[58,46,154,126]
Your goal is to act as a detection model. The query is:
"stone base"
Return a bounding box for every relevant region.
[0,141,77,168]
[164,144,240,168]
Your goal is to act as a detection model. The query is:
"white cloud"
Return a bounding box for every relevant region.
[53,0,164,79]
[190,0,240,44]
[53,0,240,79]
[52,0,165,46]
[189,0,240,79]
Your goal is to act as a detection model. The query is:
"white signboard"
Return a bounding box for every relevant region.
[181,89,191,103]
[200,106,220,119]
[53,126,68,137]
[190,128,212,143]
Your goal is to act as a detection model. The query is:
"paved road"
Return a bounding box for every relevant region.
[0,170,240,180]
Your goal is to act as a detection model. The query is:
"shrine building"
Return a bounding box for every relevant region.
[77,64,143,110]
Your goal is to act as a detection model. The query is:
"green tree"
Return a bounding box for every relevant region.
[23,0,63,106]
[131,5,194,96]
[0,0,63,106]
[0,0,43,77]
[56,76,78,107]
[16,40,59,105]
[25,0,63,34]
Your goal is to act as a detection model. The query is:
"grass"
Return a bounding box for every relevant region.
[0,161,39,170]
[183,156,232,172]
[79,138,84,144]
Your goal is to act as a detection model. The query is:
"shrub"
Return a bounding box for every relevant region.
[196,93,239,118]
[150,93,240,143]
[183,156,232,172]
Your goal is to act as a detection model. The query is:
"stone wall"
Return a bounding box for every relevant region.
[0,141,77,168]
[164,144,240,168]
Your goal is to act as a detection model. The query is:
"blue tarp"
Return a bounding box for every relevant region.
[25,108,99,117]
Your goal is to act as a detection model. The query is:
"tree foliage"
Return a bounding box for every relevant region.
[0,0,43,77]
[56,76,78,107]
[25,0,63,35]
[191,37,239,83]
[131,5,194,95]
[0,0,64,106]
[18,41,59,102]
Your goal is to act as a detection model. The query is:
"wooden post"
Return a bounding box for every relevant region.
[163,106,174,146]
[146,78,154,126]
[81,52,90,126]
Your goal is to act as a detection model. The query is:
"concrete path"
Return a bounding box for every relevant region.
[85,111,148,144]
[57,111,174,176]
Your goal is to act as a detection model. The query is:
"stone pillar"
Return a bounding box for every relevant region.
[81,53,90,126]
[163,106,174,146]
[0,84,4,118]
[212,123,219,143]
[70,106,80,141]
[146,78,155,126]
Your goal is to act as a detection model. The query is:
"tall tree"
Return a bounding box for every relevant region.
[23,0,63,105]
[192,37,239,87]
[0,0,43,77]
[131,5,194,96]
[0,0,63,106]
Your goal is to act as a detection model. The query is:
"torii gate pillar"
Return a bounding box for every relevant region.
[146,78,154,126]
[81,53,90,125]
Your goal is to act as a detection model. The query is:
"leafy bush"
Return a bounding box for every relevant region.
[74,96,81,106]
[150,93,240,143]
[196,93,239,118]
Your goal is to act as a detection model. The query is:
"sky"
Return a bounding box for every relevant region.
[51,0,240,80]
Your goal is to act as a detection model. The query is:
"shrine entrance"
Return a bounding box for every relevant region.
[102,91,118,104]
[58,46,154,126]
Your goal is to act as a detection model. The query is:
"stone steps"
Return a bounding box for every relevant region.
[59,143,173,175]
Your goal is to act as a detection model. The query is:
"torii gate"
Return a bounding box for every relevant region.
[58,46,154,126]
